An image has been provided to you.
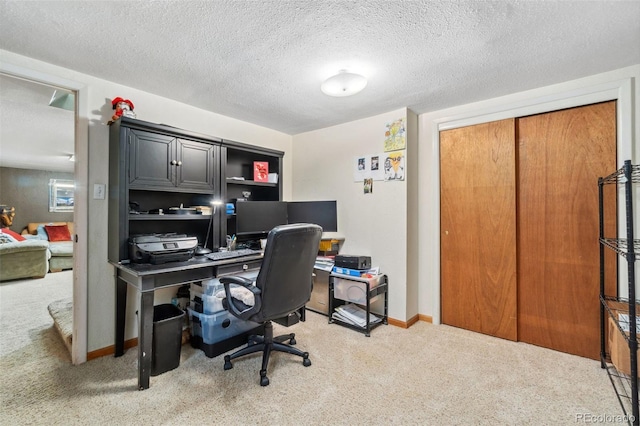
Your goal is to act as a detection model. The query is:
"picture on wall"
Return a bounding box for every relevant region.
[383,151,405,181]
[383,118,406,152]
[353,154,384,181]
[364,178,373,194]
[354,152,406,182]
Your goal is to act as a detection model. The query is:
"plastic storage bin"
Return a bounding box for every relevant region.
[188,308,264,358]
[333,274,384,304]
[151,303,185,376]
[189,308,258,345]
[190,272,259,314]
[190,282,225,314]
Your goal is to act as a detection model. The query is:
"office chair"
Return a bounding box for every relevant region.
[219,223,322,386]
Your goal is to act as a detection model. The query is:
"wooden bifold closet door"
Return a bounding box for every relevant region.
[440,101,617,359]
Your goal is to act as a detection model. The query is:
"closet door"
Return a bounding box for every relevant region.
[517,101,616,359]
[440,119,518,341]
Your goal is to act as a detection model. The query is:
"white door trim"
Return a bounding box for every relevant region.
[428,75,635,325]
[0,62,88,364]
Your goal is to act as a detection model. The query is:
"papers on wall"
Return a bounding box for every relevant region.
[332,304,381,328]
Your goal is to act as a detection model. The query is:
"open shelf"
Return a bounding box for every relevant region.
[226,178,277,187]
[599,160,638,425]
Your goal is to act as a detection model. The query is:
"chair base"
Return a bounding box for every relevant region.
[223,320,311,386]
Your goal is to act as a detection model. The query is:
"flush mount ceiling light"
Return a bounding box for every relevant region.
[321,70,367,97]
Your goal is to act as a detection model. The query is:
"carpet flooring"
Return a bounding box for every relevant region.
[0,271,630,425]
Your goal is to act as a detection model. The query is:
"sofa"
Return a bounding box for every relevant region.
[21,222,74,273]
[0,239,50,281]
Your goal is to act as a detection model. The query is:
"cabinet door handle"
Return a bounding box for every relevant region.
[176,160,182,166]
[170,160,177,166]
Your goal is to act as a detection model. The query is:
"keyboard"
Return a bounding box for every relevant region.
[205,248,262,261]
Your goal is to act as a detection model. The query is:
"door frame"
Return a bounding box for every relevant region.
[0,62,88,364]
[427,75,635,325]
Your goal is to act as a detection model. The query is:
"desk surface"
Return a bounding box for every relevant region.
[111,253,263,292]
[111,253,263,275]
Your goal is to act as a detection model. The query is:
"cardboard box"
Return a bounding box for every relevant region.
[319,239,340,252]
[608,316,639,377]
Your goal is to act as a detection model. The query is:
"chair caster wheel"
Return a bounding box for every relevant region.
[302,353,311,367]
[223,355,233,370]
[289,337,296,345]
[260,370,269,386]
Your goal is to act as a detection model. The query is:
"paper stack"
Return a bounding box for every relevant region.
[314,257,334,272]
[332,304,381,328]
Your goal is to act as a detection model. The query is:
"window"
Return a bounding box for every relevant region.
[49,179,74,212]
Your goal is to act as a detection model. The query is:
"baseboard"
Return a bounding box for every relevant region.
[418,314,433,323]
[387,313,431,329]
[87,338,138,361]
[89,314,435,359]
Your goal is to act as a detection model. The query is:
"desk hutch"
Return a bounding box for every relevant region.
[107,117,283,389]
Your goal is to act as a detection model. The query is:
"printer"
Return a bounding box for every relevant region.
[129,233,198,264]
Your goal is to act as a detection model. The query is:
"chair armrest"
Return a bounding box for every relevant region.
[219,276,262,320]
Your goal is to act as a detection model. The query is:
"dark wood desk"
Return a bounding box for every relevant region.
[111,254,263,390]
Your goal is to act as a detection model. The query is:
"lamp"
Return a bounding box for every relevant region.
[48,90,75,111]
[195,199,224,256]
[321,70,367,97]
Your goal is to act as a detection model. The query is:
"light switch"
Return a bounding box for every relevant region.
[93,183,106,200]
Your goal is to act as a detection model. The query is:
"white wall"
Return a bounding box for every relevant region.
[4,48,637,353]
[1,50,293,352]
[418,65,640,323]
[291,108,417,322]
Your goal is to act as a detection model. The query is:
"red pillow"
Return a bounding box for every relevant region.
[1,227,25,241]
[44,224,71,242]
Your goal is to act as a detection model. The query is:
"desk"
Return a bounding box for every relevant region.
[111,254,263,390]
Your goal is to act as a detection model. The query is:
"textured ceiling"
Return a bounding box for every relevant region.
[0,1,639,172]
[0,75,75,172]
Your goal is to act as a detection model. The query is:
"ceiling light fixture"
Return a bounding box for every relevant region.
[48,90,75,111]
[321,70,367,97]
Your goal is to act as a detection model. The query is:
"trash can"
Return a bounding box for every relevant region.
[151,303,185,376]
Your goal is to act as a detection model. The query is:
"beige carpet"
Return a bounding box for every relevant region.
[0,272,629,425]
[47,297,73,355]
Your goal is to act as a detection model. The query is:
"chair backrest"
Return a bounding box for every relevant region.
[252,223,322,322]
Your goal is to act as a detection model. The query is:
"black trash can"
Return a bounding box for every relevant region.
[151,303,185,376]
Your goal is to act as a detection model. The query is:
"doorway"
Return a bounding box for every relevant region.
[0,65,87,364]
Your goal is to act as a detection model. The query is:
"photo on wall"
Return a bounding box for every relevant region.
[363,178,373,194]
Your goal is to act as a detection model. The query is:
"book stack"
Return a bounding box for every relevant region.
[332,304,382,328]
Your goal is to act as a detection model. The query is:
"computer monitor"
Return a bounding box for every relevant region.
[235,201,288,236]
[287,200,337,232]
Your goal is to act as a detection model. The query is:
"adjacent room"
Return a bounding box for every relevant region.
[0,1,638,425]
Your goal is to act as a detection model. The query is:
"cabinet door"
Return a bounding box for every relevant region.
[440,119,518,341]
[176,138,215,191]
[128,129,175,189]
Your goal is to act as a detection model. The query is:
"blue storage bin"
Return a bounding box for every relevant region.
[188,308,259,345]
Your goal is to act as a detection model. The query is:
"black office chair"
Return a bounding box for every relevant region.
[219,223,322,386]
